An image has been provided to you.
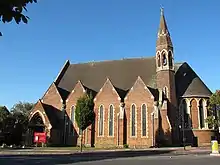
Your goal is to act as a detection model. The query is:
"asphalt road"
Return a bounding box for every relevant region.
[0,153,219,165]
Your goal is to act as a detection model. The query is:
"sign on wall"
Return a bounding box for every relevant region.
[34,132,46,143]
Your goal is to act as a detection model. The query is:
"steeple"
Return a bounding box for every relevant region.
[156,8,174,72]
[156,8,173,48]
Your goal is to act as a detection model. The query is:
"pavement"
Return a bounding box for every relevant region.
[0,151,219,165]
[0,146,212,156]
[0,146,219,165]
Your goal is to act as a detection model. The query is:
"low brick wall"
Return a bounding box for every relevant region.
[193,129,218,146]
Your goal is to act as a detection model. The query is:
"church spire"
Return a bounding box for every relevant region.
[156,8,172,48]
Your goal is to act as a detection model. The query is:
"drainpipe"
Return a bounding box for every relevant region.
[62,101,67,145]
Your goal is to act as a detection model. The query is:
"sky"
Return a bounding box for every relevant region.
[0,0,219,110]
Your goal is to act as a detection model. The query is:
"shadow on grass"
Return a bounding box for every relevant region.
[0,150,175,164]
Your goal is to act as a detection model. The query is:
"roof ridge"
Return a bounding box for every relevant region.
[70,56,155,65]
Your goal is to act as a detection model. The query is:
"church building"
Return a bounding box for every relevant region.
[29,9,216,148]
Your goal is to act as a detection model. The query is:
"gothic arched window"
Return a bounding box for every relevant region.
[157,54,161,67]
[131,104,136,137]
[163,86,168,98]
[141,104,147,137]
[70,106,75,135]
[98,105,104,136]
[168,51,173,67]
[182,100,189,128]
[199,99,205,129]
[162,52,167,66]
[71,106,75,124]
[108,105,114,136]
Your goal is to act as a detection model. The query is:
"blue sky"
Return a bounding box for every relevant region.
[0,0,219,109]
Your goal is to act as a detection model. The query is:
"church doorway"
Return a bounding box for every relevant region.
[29,112,45,133]
[28,112,46,145]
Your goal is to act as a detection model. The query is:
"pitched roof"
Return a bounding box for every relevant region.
[57,57,157,98]
[175,62,212,98]
[56,57,212,100]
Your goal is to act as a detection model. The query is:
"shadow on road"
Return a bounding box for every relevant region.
[0,150,174,164]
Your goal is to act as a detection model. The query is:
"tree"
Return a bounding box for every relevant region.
[0,106,10,133]
[206,90,220,128]
[0,106,9,122]
[0,0,37,36]
[9,101,34,145]
[11,101,34,117]
[75,93,95,152]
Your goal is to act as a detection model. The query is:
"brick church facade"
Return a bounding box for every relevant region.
[29,9,217,147]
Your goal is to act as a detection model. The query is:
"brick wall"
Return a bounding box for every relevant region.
[42,83,63,111]
[66,81,87,146]
[94,79,121,148]
[124,77,155,148]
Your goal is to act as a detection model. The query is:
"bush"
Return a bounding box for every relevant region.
[123,144,129,148]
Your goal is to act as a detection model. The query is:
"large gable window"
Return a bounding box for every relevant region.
[131,104,136,137]
[141,104,147,137]
[108,105,114,136]
[99,105,104,136]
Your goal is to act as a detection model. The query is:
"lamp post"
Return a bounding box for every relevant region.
[179,108,186,150]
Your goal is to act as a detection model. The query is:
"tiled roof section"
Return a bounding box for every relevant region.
[57,57,157,99]
[175,62,212,98]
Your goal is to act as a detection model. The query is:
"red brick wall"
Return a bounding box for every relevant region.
[190,99,199,129]
[94,79,121,148]
[66,81,87,146]
[42,83,63,111]
[193,130,217,146]
[125,78,154,148]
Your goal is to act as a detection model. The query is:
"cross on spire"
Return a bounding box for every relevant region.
[160,7,164,16]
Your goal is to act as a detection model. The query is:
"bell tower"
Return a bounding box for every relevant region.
[156,8,178,143]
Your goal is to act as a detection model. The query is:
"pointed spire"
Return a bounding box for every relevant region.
[156,8,172,47]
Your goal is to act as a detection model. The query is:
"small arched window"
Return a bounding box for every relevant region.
[162,52,167,66]
[71,106,75,123]
[168,51,173,67]
[157,54,161,67]
[163,86,168,98]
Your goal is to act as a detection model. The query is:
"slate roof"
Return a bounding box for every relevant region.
[56,57,212,100]
[57,57,157,99]
[175,62,212,98]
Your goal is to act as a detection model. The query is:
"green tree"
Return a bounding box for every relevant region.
[9,101,34,145]
[0,0,37,36]
[0,106,9,122]
[206,90,220,128]
[75,93,95,152]
[11,101,34,117]
[0,106,10,132]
